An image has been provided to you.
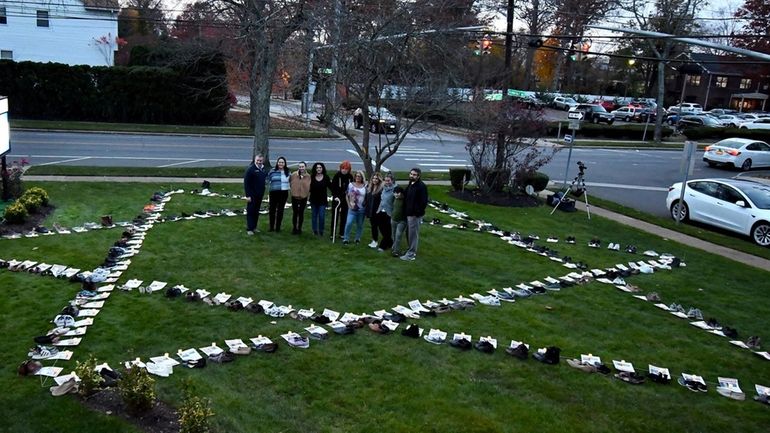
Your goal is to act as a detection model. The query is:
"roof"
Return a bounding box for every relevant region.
[82,0,120,10]
[678,53,748,77]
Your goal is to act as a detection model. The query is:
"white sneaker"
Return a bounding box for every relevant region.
[368,240,378,248]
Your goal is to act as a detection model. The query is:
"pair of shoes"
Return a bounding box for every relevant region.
[532,346,560,364]
[588,238,601,248]
[399,254,416,261]
[625,245,637,254]
[449,338,472,350]
[286,334,310,349]
[247,231,255,236]
[567,359,597,373]
[505,344,529,360]
[746,336,761,350]
[474,340,495,353]
[401,324,420,338]
[50,378,79,396]
[209,351,235,363]
[565,236,576,244]
[615,371,646,385]
[342,240,349,245]
[391,250,400,257]
[687,307,704,320]
[546,236,559,243]
[368,240,378,248]
[678,377,707,392]
[645,292,661,301]
[607,243,621,251]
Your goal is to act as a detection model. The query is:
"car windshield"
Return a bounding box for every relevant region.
[714,139,745,149]
[565,98,576,104]
[734,183,770,209]
[592,106,607,113]
[702,117,721,126]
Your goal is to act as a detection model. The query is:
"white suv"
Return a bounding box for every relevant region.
[667,103,703,114]
[552,96,578,111]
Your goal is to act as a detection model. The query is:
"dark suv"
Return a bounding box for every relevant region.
[570,104,615,125]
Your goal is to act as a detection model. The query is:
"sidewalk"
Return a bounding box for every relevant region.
[23,175,770,271]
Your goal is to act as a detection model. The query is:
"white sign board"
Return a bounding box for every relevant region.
[568,120,581,130]
[567,111,583,120]
[0,97,8,156]
[563,134,573,143]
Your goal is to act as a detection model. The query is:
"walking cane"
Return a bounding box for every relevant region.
[331,197,341,243]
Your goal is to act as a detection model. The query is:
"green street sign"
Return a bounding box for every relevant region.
[317,68,333,75]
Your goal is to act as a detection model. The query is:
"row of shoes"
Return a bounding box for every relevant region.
[630,289,763,355]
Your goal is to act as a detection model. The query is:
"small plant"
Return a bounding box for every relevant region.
[178,391,215,433]
[23,187,50,206]
[3,200,28,224]
[118,366,156,415]
[448,168,472,191]
[516,171,550,192]
[74,355,103,397]
[19,193,43,213]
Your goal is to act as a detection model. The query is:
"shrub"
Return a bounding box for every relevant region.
[179,392,215,433]
[23,187,49,206]
[449,168,472,191]
[0,163,24,199]
[3,200,28,224]
[119,366,156,415]
[74,355,103,397]
[518,171,550,192]
[19,194,43,213]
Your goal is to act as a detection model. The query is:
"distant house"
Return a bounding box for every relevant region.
[0,0,119,66]
[666,52,770,112]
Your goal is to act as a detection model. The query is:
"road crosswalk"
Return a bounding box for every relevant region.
[396,145,469,172]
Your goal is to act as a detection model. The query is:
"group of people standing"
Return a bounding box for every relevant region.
[244,156,428,260]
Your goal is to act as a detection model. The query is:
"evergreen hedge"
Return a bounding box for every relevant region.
[0,57,229,125]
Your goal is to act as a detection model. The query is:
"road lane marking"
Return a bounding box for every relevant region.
[37,157,92,166]
[158,159,205,168]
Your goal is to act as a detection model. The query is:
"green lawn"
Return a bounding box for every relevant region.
[1,182,769,433]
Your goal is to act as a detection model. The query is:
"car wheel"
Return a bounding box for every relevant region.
[741,159,752,171]
[592,117,599,124]
[607,120,614,125]
[625,115,631,122]
[670,200,689,222]
[751,222,770,247]
[706,161,717,168]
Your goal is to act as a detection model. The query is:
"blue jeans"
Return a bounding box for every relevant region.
[343,208,365,242]
[311,204,326,235]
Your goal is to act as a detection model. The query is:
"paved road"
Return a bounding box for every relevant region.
[6,129,743,218]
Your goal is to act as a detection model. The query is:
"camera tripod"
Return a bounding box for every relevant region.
[550,164,591,220]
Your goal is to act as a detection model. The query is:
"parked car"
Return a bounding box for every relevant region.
[633,108,657,123]
[552,96,578,111]
[593,99,618,111]
[353,106,399,134]
[739,118,770,130]
[703,138,770,171]
[665,112,681,125]
[667,103,703,114]
[717,114,743,127]
[666,178,770,246]
[569,104,614,124]
[512,95,546,110]
[610,106,641,122]
[677,114,725,130]
[707,108,737,116]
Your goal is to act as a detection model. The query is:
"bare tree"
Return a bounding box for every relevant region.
[215,0,313,162]
[317,0,481,177]
[466,101,555,194]
[621,0,706,142]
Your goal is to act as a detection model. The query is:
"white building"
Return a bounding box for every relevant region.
[0,0,119,66]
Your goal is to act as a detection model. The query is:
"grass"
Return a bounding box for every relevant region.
[23,165,451,181]
[10,119,333,139]
[0,181,769,433]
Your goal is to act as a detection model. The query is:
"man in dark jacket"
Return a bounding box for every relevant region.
[401,167,428,261]
[244,154,268,235]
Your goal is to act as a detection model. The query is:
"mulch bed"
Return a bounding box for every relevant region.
[0,205,55,236]
[81,389,179,433]
[448,190,540,207]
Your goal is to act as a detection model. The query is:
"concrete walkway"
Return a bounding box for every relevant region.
[23,175,770,271]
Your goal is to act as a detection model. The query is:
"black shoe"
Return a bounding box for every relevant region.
[401,324,420,338]
[505,344,529,360]
[450,338,472,351]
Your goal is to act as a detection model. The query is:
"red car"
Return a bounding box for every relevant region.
[594,100,618,111]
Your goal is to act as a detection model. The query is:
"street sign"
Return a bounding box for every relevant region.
[317,68,333,75]
[568,120,581,130]
[564,134,573,143]
[567,111,583,120]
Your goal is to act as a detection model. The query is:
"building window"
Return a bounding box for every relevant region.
[0,7,7,24]
[740,78,752,89]
[37,10,49,28]
[0,50,12,60]
[687,75,701,86]
[715,76,727,88]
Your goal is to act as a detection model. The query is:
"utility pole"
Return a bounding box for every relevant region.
[494,0,514,171]
[327,0,342,135]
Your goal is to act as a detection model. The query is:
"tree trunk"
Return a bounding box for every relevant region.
[250,38,280,163]
[654,58,665,143]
